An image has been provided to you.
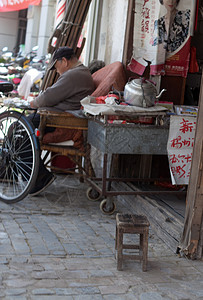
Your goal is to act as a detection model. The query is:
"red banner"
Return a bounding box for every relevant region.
[0,0,41,12]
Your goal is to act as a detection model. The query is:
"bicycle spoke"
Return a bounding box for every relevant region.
[0,111,40,203]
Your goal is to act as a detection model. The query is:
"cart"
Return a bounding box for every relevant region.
[0,106,185,210]
[85,114,186,214]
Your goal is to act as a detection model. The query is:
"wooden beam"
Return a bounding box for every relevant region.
[179,72,203,259]
[41,0,92,91]
[122,0,134,67]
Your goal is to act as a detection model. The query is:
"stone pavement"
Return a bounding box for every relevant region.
[0,175,202,300]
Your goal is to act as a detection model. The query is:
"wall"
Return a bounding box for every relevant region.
[0,11,18,52]
[0,0,128,63]
[24,5,41,55]
[25,0,56,58]
[26,0,128,63]
[97,0,128,64]
[36,0,56,58]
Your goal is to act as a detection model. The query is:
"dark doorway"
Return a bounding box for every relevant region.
[14,9,28,55]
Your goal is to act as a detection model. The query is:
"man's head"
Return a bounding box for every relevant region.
[49,46,77,75]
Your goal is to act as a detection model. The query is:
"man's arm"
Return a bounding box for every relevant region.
[30,73,72,108]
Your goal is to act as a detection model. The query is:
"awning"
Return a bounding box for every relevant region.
[0,0,41,12]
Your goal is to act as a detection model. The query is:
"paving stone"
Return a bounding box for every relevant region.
[33,279,68,289]
[74,286,101,294]
[29,216,65,253]
[0,244,14,255]
[2,220,24,237]
[32,271,59,280]
[186,289,203,298]
[10,238,30,254]
[18,223,38,233]
[0,289,5,297]
[40,262,65,271]
[97,248,114,255]
[0,257,9,264]
[68,278,114,288]
[54,288,77,295]
[50,250,66,256]
[24,233,49,255]
[103,294,138,300]
[58,270,88,280]
[0,177,202,299]
[30,296,73,300]
[3,296,27,300]
[32,288,56,295]
[10,256,29,264]
[99,284,130,295]
[83,250,101,257]
[89,270,114,278]
[32,264,45,271]
[73,295,103,300]
[63,243,83,255]
[140,292,169,300]
[5,288,27,296]
[4,278,36,288]
[0,232,9,238]
[0,264,9,271]
[64,261,99,271]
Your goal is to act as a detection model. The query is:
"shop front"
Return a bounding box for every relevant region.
[118,0,203,259]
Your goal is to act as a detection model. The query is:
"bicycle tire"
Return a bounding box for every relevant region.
[0,110,40,203]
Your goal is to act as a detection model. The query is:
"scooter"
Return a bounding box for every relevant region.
[0,79,13,98]
[15,46,39,69]
[0,47,14,76]
[0,47,13,64]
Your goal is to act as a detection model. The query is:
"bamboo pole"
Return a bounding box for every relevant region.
[41,0,92,91]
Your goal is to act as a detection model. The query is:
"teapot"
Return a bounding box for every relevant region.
[124,78,166,108]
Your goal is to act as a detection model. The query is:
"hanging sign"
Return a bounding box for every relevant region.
[0,0,41,12]
[167,115,196,185]
[128,0,197,77]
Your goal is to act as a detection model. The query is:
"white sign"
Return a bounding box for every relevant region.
[128,0,197,77]
[167,115,196,185]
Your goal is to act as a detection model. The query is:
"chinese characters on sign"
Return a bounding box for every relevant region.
[128,0,196,77]
[167,115,196,185]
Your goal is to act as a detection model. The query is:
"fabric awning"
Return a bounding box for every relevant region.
[0,0,41,12]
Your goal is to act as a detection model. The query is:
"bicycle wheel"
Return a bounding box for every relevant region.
[0,110,40,203]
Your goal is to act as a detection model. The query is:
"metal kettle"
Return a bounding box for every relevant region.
[124,78,166,108]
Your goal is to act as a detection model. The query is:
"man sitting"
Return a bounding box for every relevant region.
[28,46,95,196]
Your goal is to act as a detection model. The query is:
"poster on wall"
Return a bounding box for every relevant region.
[167,115,196,185]
[0,0,41,12]
[128,0,197,77]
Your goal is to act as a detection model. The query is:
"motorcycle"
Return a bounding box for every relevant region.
[0,78,13,98]
[0,47,13,64]
[15,45,39,70]
[0,47,14,75]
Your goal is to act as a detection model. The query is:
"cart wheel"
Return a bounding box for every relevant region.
[86,187,101,201]
[0,110,40,203]
[100,199,116,215]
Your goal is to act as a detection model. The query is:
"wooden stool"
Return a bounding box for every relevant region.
[115,213,150,271]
